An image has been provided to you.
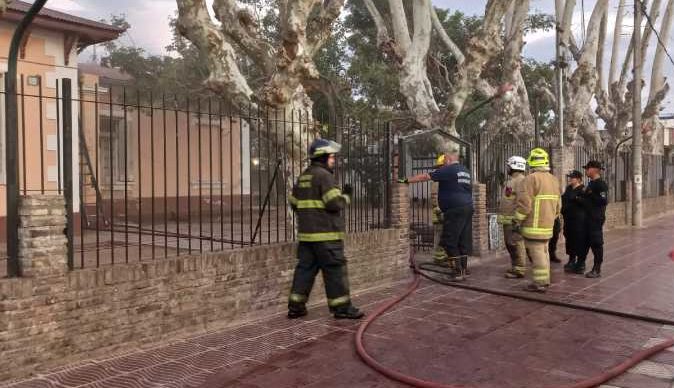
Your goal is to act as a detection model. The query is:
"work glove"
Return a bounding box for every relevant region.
[432,207,443,224]
[342,184,353,196]
[511,220,521,233]
[398,178,409,184]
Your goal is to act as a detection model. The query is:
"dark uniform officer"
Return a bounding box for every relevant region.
[548,217,562,263]
[561,170,587,272]
[287,139,364,320]
[401,149,473,280]
[572,160,608,278]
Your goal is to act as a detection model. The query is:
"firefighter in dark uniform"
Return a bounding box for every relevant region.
[287,138,364,320]
[562,170,587,272]
[571,160,609,278]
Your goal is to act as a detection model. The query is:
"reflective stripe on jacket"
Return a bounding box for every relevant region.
[514,169,561,240]
[498,172,525,225]
[288,162,349,242]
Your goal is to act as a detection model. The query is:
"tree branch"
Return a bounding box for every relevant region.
[176,0,254,105]
[430,3,465,64]
[389,0,412,55]
[608,0,626,87]
[212,0,275,75]
[307,0,346,57]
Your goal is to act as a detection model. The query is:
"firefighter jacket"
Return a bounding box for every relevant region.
[561,184,586,224]
[288,162,349,242]
[498,172,526,225]
[514,168,561,240]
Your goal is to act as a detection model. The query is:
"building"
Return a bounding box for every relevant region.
[0,1,125,237]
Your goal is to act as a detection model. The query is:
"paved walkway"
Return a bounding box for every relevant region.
[3,215,674,388]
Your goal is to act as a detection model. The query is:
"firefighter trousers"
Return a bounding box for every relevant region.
[503,224,527,275]
[524,238,551,286]
[440,205,474,270]
[288,241,352,313]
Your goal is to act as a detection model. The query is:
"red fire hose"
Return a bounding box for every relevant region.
[355,251,674,388]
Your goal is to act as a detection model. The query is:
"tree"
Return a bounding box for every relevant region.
[553,0,674,153]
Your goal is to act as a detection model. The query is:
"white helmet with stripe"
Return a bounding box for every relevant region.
[506,156,526,172]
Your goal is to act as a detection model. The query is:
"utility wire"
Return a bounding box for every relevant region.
[638,0,674,67]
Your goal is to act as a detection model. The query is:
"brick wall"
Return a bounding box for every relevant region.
[0,194,411,381]
[605,194,674,229]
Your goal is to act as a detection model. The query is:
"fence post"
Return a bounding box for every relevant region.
[62,78,74,270]
[4,0,48,276]
[384,122,392,228]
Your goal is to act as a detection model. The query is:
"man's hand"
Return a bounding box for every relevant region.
[398,178,409,184]
[342,184,353,196]
[511,220,521,233]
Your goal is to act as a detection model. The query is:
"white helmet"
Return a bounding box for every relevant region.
[506,156,526,172]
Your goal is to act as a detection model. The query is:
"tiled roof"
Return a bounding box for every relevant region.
[6,1,124,33]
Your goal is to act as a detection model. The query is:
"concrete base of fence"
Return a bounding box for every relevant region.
[0,192,412,382]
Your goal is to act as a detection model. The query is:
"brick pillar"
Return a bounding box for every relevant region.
[390,183,409,231]
[551,146,575,190]
[472,183,488,257]
[18,195,68,278]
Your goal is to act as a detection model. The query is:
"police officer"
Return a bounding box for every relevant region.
[571,160,608,278]
[401,148,473,280]
[513,148,561,293]
[287,138,364,319]
[548,217,562,263]
[561,170,587,272]
[498,156,527,279]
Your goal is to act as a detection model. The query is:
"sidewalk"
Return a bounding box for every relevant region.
[4,215,674,388]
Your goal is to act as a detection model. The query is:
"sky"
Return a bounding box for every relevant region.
[38,0,674,111]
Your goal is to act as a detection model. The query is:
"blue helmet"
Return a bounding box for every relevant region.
[309,138,342,159]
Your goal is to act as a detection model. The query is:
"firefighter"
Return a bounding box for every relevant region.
[562,170,587,272]
[513,148,561,293]
[287,138,364,320]
[498,156,528,279]
[400,148,473,281]
[571,160,608,278]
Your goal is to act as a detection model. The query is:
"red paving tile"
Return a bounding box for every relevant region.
[4,214,674,388]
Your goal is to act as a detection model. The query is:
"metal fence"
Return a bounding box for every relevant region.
[574,146,672,201]
[474,135,552,212]
[2,76,392,273]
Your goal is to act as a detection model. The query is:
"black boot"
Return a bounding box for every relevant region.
[334,305,364,320]
[288,302,308,319]
[585,264,601,278]
[288,307,308,319]
[564,256,577,272]
[571,262,586,275]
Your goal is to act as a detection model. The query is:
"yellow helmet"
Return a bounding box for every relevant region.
[435,154,446,167]
[527,148,549,168]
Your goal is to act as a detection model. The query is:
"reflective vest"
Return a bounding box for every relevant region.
[514,169,561,240]
[498,172,525,225]
[288,162,349,242]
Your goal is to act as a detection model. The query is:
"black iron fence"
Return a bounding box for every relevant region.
[2,75,392,273]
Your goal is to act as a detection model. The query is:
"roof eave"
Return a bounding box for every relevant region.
[2,9,125,46]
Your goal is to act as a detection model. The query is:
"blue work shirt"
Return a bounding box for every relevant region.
[430,163,473,211]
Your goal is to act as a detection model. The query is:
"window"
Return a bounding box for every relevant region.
[98,115,135,183]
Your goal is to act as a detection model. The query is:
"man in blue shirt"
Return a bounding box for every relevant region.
[401,149,474,280]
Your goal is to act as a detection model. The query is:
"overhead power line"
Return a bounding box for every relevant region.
[637,0,674,67]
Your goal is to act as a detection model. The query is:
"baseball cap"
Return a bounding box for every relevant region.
[566,170,583,179]
[582,160,604,170]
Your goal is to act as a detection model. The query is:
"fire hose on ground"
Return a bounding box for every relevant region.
[355,250,674,388]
